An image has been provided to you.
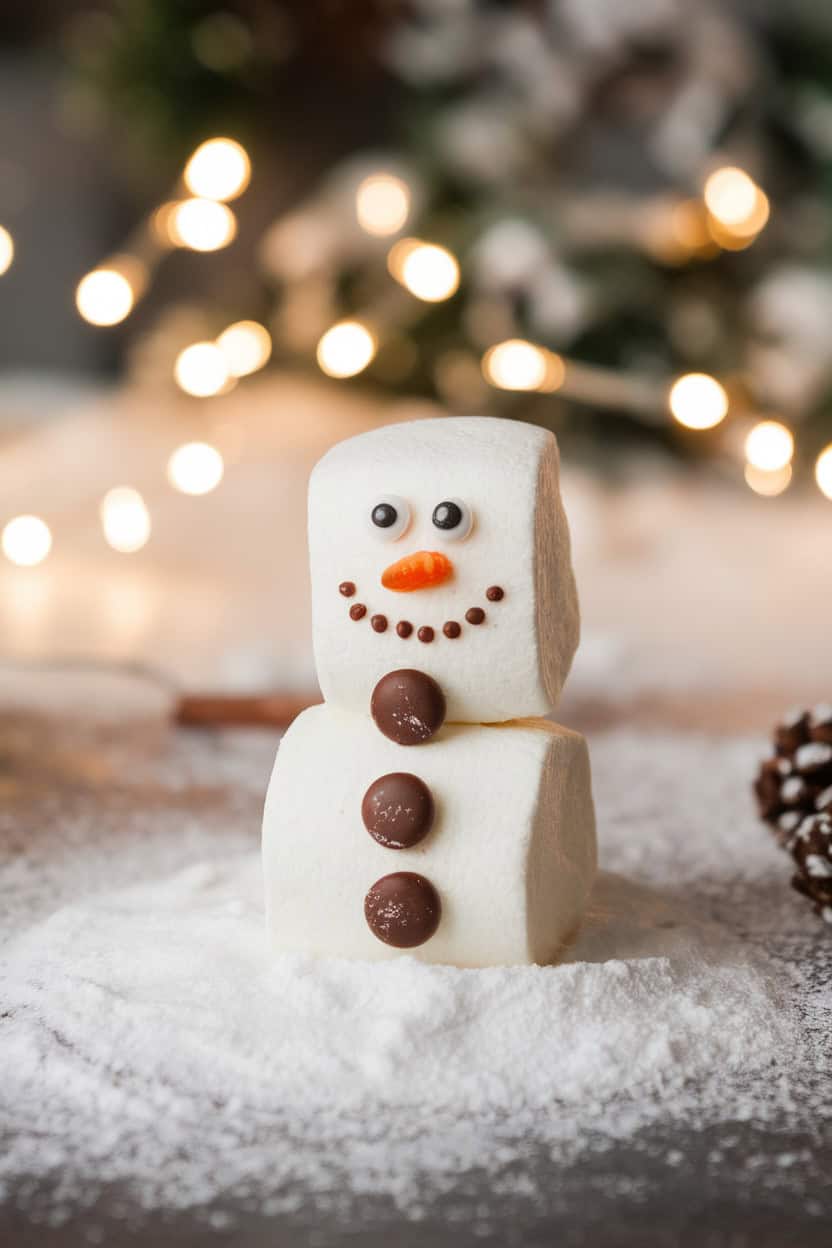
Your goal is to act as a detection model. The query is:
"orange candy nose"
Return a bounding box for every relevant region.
[381,550,454,592]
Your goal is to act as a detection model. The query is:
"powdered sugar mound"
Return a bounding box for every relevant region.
[0,853,797,1215]
[1,715,827,1224]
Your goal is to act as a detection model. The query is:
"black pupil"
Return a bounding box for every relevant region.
[433,501,462,530]
[372,503,398,528]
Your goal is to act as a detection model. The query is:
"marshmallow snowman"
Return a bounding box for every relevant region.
[262,416,596,967]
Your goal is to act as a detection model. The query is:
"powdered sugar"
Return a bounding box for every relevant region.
[0,694,829,1225]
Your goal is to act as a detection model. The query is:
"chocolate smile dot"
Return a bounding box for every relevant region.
[371,669,446,745]
[349,603,367,621]
[339,581,356,597]
[485,585,504,602]
[361,773,435,849]
[417,626,435,644]
[465,607,485,625]
[443,621,461,639]
[364,872,441,948]
[371,614,388,633]
[396,621,413,639]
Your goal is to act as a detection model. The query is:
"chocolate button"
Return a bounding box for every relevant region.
[370,669,446,745]
[364,872,441,948]
[362,772,435,849]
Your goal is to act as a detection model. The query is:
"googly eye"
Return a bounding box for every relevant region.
[369,495,411,542]
[431,498,473,541]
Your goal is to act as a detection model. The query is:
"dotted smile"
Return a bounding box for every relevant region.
[337,581,504,643]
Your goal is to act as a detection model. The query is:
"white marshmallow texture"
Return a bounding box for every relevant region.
[308,416,579,723]
[263,707,596,967]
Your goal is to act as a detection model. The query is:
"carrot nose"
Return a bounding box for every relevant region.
[381,550,454,592]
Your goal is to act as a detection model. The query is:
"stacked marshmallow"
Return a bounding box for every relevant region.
[262,417,597,967]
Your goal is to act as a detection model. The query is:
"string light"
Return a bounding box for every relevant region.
[0,225,14,276]
[184,138,251,202]
[316,321,376,378]
[2,515,52,567]
[76,269,135,326]
[151,202,181,248]
[744,420,794,472]
[669,200,714,255]
[100,487,151,553]
[167,443,225,495]
[704,168,759,227]
[170,199,237,251]
[389,239,459,302]
[668,373,729,430]
[174,342,233,397]
[744,463,792,496]
[703,167,769,250]
[815,444,832,500]
[216,321,272,377]
[356,174,410,236]
[482,339,565,392]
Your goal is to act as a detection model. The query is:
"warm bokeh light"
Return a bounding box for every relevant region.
[170,198,237,251]
[482,339,564,392]
[646,199,716,264]
[184,138,251,201]
[670,200,713,253]
[316,321,376,378]
[704,167,759,227]
[721,189,769,239]
[814,444,832,500]
[668,373,729,430]
[151,201,180,247]
[703,166,769,250]
[0,225,14,276]
[356,173,410,236]
[2,515,52,567]
[744,420,794,471]
[99,487,151,553]
[75,269,135,326]
[167,442,225,495]
[744,463,792,496]
[216,320,272,377]
[174,342,232,397]
[389,240,459,302]
[707,190,770,251]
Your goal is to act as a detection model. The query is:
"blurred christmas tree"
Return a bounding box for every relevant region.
[68,0,832,492]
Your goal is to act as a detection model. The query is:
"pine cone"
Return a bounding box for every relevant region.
[754,705,832,924]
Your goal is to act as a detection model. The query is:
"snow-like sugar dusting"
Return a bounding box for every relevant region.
[1,687,828,1224]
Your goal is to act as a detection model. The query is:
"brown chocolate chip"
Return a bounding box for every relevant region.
[349,603,367,621]
[339,581,356,597]
[443,621,461,639]
[364,871,441,947]
[370,669,446,745]
[371,614,388,633]
[417,626,435,643]
[485,585,504,602]
[361,773,435,849]
[465,607,485,625]
[396,621,413,639]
